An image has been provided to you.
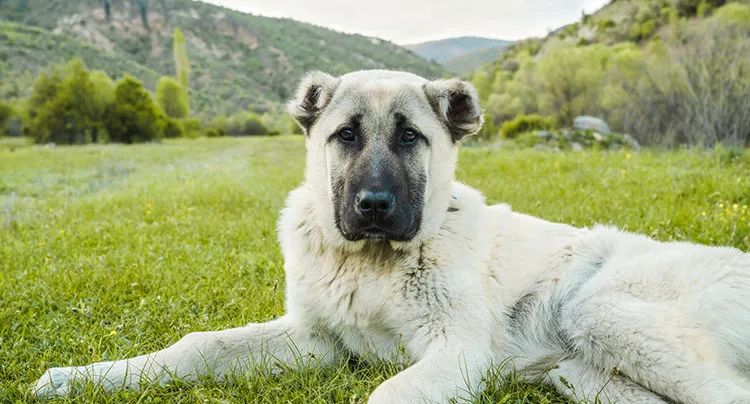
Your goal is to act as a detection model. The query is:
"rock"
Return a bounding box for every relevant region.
[592,132,604,141]
[571,142,585,151]
[623,134,641,150]
[537,130,554,140]
[573,116,611,135]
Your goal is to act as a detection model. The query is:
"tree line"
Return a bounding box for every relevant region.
[0,28,298,143]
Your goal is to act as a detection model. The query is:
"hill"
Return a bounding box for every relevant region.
[404,36,513,64]
[468,0,750,147]
[442,46,510,74]
[0,0,444,119]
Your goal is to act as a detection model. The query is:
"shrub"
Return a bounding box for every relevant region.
[163,117,185,139]
[155,76,188,119]
[226,112,270,136]
[597,19,616,32]
[711,3,750,25]
[501,59,520,73]
[105,75,164,144]
[181,118,202,138]
[500,114,555,139]
[0,101,13,136]
[205,128,225,137]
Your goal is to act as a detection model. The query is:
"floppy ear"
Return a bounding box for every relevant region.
[423,79,484,142]
[288,71,339,134]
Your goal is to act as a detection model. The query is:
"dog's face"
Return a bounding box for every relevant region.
[289,70,483,245]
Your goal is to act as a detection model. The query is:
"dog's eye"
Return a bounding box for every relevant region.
[401,129,418,145]
[338,128,355,142]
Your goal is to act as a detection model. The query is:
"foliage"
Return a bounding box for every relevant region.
[181,117,203,138]
[0,101,14,136]
[474,113,498,142]
[225,112,271,136]
[23,59,110,144]
[620,26,750,147]
[472,0,750,147]
[499,114,555,139]
[172,28,190,108]
[105,75,164,144]
[162,116,185,139]
[205,127,225,137]
[596,19,616,32]
[155,76,188,119]
[711,2,750,24]
[1,138,748,403]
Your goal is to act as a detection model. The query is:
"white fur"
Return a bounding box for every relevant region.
[35,72,750,404]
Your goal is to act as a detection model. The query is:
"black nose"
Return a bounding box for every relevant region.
[355,191,395,218]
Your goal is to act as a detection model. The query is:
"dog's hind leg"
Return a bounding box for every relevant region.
[547,358,669,403]
[33,315,339,398]
[563,296,750,404]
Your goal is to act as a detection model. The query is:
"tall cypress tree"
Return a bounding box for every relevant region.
[173,28,190,113]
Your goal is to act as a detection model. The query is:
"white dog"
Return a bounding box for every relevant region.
[35,70,750,404]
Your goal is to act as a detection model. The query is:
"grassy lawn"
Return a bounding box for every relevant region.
[1,136,749,403]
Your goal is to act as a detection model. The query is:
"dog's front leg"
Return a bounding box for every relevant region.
[34,315,338,398]
[368,342,491,404]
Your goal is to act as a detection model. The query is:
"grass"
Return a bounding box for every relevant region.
[1,136,749,403]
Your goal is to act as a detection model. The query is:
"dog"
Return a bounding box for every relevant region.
[35,70,750,403]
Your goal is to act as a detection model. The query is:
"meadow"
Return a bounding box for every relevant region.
[1,136,749,403]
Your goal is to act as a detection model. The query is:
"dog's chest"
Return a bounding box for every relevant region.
[293,244,451,359]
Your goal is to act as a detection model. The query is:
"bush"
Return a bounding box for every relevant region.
[711,3,750,25]
[0,101,14,136]
[105,75,164,144]
[155,76,189,119]
[226,112,270,136]
[181,118,202,138]
[205,128,225,137]
[597,19,616,32]
[501,59,520,73]
[500,114,555,139]
[163,117,185,139]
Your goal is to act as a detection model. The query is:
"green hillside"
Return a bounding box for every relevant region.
[0,0,444,119]
[469,0,750,147]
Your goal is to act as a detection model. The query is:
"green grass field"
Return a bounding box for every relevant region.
[1,137,749,403]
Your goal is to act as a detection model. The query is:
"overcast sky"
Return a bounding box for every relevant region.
[202,0,610,44]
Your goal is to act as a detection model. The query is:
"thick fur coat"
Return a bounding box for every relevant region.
[35,71,750,404]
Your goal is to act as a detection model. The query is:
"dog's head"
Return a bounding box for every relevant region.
[289,70,483,248]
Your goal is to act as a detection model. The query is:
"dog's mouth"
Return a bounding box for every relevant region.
[341,226,416,242]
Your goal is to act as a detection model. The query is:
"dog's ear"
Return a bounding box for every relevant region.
[423,79,484,142]
[288,71,339,134]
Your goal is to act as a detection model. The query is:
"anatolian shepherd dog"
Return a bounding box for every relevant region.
[35,70,750,403]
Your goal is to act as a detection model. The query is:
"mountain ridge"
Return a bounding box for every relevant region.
[0,0,444,119]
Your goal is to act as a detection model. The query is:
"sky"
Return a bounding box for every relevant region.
[202,0,610,44]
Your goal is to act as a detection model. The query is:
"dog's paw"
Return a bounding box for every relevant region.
[33,367,78,398]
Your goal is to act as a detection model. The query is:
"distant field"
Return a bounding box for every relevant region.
[1,137,748,403]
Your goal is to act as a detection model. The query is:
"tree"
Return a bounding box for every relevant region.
[131,0,150,30]
[173,28,190,89]
[155,76,188,118]
[537,45,605,126]
[103,0,111,22]
[24,60,106,144]
[172,28,190,116]
[105,75,164,143]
